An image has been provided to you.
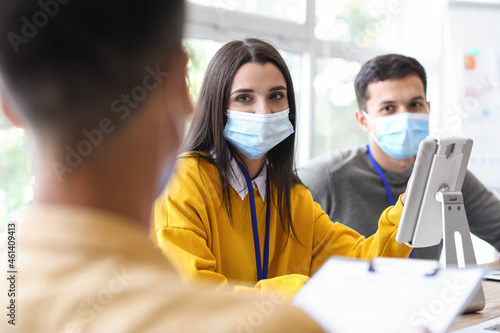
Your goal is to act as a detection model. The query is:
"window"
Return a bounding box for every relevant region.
[184,38,224,101]
[313,57,364,157]
[187,0,307,24]
[315,0,383,44]
[0,113,33,228]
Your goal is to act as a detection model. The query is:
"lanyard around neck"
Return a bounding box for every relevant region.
[236,161,270,281]
[367,144,396,206]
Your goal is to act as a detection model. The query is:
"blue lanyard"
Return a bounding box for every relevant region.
[237,161,270,281]
[367,144,396,206]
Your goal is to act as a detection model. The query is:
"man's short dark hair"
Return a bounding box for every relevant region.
[354,54,427,111]
[0,0,184,138]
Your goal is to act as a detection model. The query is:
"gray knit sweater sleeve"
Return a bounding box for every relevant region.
[462,170,500,251]
[297,145,393,234]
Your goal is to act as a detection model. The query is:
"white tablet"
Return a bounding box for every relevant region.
[396,136,473,248]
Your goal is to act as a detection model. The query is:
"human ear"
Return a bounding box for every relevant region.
[0,92,23,128]
[355,109,370,133]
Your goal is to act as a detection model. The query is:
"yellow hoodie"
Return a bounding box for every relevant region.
[154,153,411,297]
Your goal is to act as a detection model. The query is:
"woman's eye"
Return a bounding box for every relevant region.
[270,93,284,100]
[236,95,251,102]
[411,102,423,108]
[382,105,394,112]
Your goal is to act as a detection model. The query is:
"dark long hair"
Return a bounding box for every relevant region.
[183,38,301,240]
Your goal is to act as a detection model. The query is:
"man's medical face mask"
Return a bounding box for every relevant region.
[363,111,429,159]
[156,103,189,197]
[223,108,294,159]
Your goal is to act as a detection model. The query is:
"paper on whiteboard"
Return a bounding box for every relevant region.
[459,47,500,189]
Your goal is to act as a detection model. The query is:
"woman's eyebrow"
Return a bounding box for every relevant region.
[230,88,254,96]
[269,85,286,92]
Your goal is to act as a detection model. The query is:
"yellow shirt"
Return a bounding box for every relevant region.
[0,205,322,333]
[154,154,411,296]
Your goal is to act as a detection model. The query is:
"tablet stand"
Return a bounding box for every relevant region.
[436,186,486,312]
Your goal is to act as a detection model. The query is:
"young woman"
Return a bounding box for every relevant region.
[154,38,411,296]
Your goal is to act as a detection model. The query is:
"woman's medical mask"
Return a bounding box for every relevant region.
[363,111,429,159]
[223,109,294,159]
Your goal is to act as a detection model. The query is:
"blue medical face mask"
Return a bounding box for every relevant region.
[156,102,188,198]
[223,108,294,159]
[156,163,175,198]
[363,111,430,159]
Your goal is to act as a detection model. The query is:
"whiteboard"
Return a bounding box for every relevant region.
[449,3,500,190]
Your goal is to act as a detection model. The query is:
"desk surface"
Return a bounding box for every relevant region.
[450,267,500,331]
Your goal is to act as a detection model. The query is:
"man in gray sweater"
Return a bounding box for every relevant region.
[298,54,500,259]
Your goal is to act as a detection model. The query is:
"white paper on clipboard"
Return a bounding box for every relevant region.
[293,257,483,333]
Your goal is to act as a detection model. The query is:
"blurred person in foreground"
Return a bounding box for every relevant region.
[0,1,323,332]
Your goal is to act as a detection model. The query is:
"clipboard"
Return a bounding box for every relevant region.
[293,257,483,333]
